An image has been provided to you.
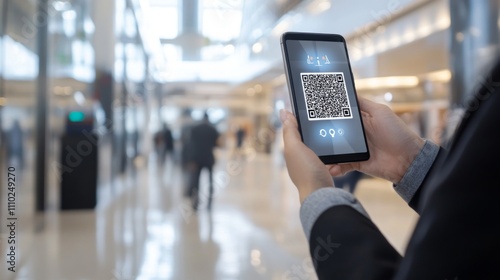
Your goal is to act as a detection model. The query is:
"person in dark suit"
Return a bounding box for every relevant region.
[235,126,246,150]
[187,112,220,211]
[154,123,174,166]
[279,60,500,279]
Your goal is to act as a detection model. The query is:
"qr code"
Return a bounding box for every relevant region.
[300,72,352,120]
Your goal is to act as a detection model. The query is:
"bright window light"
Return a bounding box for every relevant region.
[201,0,243,42]
[355,76,419,90]
[150,6,178,39]
[201,9,242,42]
[4,36,38,79]
[162,44,182,61]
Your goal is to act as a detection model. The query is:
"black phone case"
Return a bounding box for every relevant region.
[280,32,370,164]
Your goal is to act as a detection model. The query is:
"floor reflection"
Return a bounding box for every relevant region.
[15,150,417,280]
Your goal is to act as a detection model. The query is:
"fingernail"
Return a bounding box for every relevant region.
[279,109,288,123]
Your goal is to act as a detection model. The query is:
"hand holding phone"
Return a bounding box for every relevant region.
[280,32,370,164]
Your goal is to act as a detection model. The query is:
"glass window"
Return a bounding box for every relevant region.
[4,36,38,80]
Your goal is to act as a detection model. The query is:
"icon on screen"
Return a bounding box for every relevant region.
[307,55,314,64]
[329,129,335,138]
[322,55,331,64]
[306,54,331,66]
[319,129,327,137]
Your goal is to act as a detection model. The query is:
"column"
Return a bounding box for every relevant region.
[449,0,500,106]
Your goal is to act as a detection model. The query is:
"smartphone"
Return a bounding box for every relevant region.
[280,32,369,164]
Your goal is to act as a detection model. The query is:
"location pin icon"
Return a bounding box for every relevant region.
[329,128,335,138]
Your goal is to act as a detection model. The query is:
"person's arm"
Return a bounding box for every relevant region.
[392,140,440,211]
[280,96,444,278]
[307,205,402,279]
[300,187,370,240]
[281,109,402,279]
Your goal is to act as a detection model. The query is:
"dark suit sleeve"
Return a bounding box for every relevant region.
[407,147,444,211]
[392,68,500,279]
[309,206,402,280]
[392,140,441,213]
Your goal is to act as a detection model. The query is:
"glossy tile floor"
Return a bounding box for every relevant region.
[12,149,418,280]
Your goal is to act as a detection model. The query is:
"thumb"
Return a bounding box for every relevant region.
[357,96,379,113]
[280,109,302,146]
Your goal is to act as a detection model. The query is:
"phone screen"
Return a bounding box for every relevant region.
[281,32,369,164]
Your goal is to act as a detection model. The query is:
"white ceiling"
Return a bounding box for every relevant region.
[144,0,446,98]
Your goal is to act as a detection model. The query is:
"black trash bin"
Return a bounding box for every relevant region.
[60,112,98,210]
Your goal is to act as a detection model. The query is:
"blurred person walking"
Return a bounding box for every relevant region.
[4,119,25,169]
[232,125,246,159]
[186,112,220,211]
[235,125,246,150]
[179,111,195,196]
[154,123,174,166]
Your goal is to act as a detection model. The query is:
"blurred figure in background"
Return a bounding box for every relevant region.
[4,119,25,169]
[233,124,246,159]
[235,125,246,150]
[154,123,174,166]
[186,112,220,211]
[180,112,194,197]
[333,170,363,194]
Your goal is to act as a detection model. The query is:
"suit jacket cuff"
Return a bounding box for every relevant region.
[393,139,440,203]
[300,187,370,240]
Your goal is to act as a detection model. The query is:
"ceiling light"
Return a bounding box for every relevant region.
[252,42,263,54]
[425,70,451,82]
[384,92,393,102]
[272,18,291,37]
[403,29,416,43]
[308,0,331,15]
[389,33,401,48]
[436,14,450,30]
[350,48,363,61]
[62,10,77,20]
[376,40,387,53]
[418,23,432,37]
[364,45,375,57]
[355,76,419,90]
[224,44,235,55]
[52,0,71,11]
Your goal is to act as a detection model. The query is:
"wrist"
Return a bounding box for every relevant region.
[392,137,426,185]
[299,185,327,204]
[393,139,440,202]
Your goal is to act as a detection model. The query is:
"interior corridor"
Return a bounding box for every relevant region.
[15,149,418,280]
